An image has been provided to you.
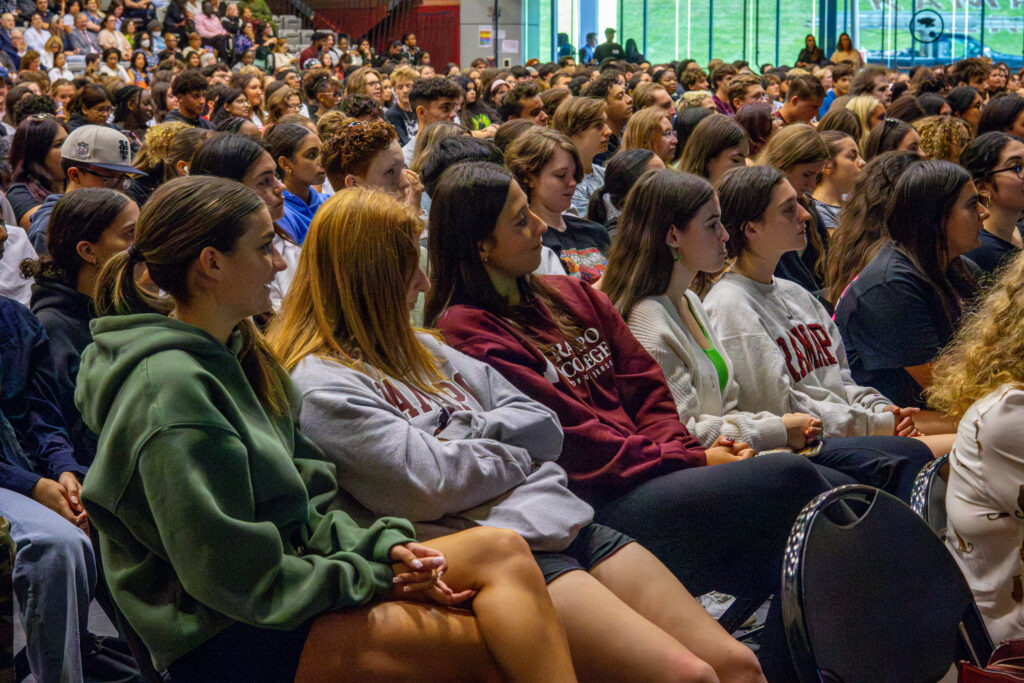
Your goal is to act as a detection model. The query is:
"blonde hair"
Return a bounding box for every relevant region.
[622,106,669,155]
[410,120,466,174]
[267,188,445,393]
[929,250,1024,419]
[915,115,972,162]
[135,120,190,170]
[844,93,882,150]
[390,64,418,85]
[677,89,713,112]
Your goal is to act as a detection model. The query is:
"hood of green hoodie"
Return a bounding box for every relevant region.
[76,313,242,435]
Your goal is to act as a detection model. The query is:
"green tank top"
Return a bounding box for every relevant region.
[686,298,729,393]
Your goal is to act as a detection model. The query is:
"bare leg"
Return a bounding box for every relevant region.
[547,564,718,682]
[913,433,956,458]
[590,543,765,683]
[914,410,958,436]
[296,602,502,682]
[425,527,577,682]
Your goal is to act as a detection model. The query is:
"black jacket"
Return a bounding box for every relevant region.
[30,277,98,467]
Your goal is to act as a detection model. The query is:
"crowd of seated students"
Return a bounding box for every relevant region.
[1,27,1024,681]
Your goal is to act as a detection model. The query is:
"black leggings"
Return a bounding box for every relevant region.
[593,453,833,681]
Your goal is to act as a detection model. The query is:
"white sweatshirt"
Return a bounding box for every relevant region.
[291,334,593,552]
[704,272,896,438]
[627,291,788,451]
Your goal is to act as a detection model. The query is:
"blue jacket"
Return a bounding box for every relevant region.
[28,192,61,254]
[279,188,328,245]
[0,295,83,495]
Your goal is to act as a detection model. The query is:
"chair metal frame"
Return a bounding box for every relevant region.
[782,484,992,682]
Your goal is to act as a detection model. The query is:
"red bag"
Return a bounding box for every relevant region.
[960,641,1024,682]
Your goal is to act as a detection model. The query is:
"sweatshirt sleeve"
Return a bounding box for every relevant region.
[138,424,412,628]
[20,309,85,480]
[706,286,896,438]
[439,345,565,461]
[586,286,706,455]
[297,366,537,521]
[628,297,787,451]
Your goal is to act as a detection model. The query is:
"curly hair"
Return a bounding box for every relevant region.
[929,250,1024,419]
[337,93,380,119]
[915,114,972,162]
[320,119,396,179]
[136,120,190,170]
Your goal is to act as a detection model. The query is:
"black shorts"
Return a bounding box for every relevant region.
[166,619,313,682]
[532,523,634,584]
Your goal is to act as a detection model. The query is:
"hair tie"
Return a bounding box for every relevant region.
[126,244,144,263]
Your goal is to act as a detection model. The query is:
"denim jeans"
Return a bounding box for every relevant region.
[0,488,95,682]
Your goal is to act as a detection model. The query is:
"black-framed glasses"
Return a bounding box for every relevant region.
[991,161,1024,180]
[78,167,132,190]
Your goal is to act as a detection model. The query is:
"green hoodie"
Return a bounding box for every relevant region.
[76,314,416,671]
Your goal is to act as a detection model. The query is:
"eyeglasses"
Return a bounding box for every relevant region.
[991,161,1024,180]
[977,192,991,209]
[78,167,132,190]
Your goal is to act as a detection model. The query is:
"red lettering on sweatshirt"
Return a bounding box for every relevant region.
[375,376,477,420]
[777,324,840,381]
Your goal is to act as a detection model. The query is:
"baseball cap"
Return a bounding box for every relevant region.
[60,125,143,176]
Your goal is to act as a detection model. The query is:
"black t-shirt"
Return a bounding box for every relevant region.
[384,103,417,146]
[833,241,965,408]
[6,182,42,224]
[542,214,610,284]
[163,109,216,129]
[964,229,1018,278]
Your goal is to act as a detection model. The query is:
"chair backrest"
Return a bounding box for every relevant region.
[908,454,994,669]
[910,453,949,536]
[782,484,978,682]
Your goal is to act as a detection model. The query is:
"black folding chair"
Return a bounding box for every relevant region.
[909,455,995,670]
[910,453,949,536]
[781,484,991,682]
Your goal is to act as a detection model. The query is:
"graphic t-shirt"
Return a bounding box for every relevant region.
[542,215,610,284]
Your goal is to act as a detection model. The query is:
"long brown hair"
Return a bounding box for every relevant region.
[268,188,445,393]
[423,161,584,353]
[757,123,831,279]
[823,150,922,303]
[93,175,291,416]
[602,170,715,318]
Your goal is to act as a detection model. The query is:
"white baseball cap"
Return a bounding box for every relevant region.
[60,125,143,176]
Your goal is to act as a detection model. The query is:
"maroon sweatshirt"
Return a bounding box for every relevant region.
[437,275,706,502]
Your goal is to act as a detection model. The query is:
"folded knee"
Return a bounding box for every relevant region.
[715,646,764,683]
[662,656,719,683]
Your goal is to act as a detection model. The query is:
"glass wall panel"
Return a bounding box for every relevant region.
[525,0,1022,67]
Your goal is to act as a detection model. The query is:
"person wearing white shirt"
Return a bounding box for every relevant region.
[930,253,1024,644]
[23,12,48,53]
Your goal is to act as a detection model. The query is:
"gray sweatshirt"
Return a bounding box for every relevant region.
[704,272,896,438]
[291,334,593,552]
[627,292,788,451]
